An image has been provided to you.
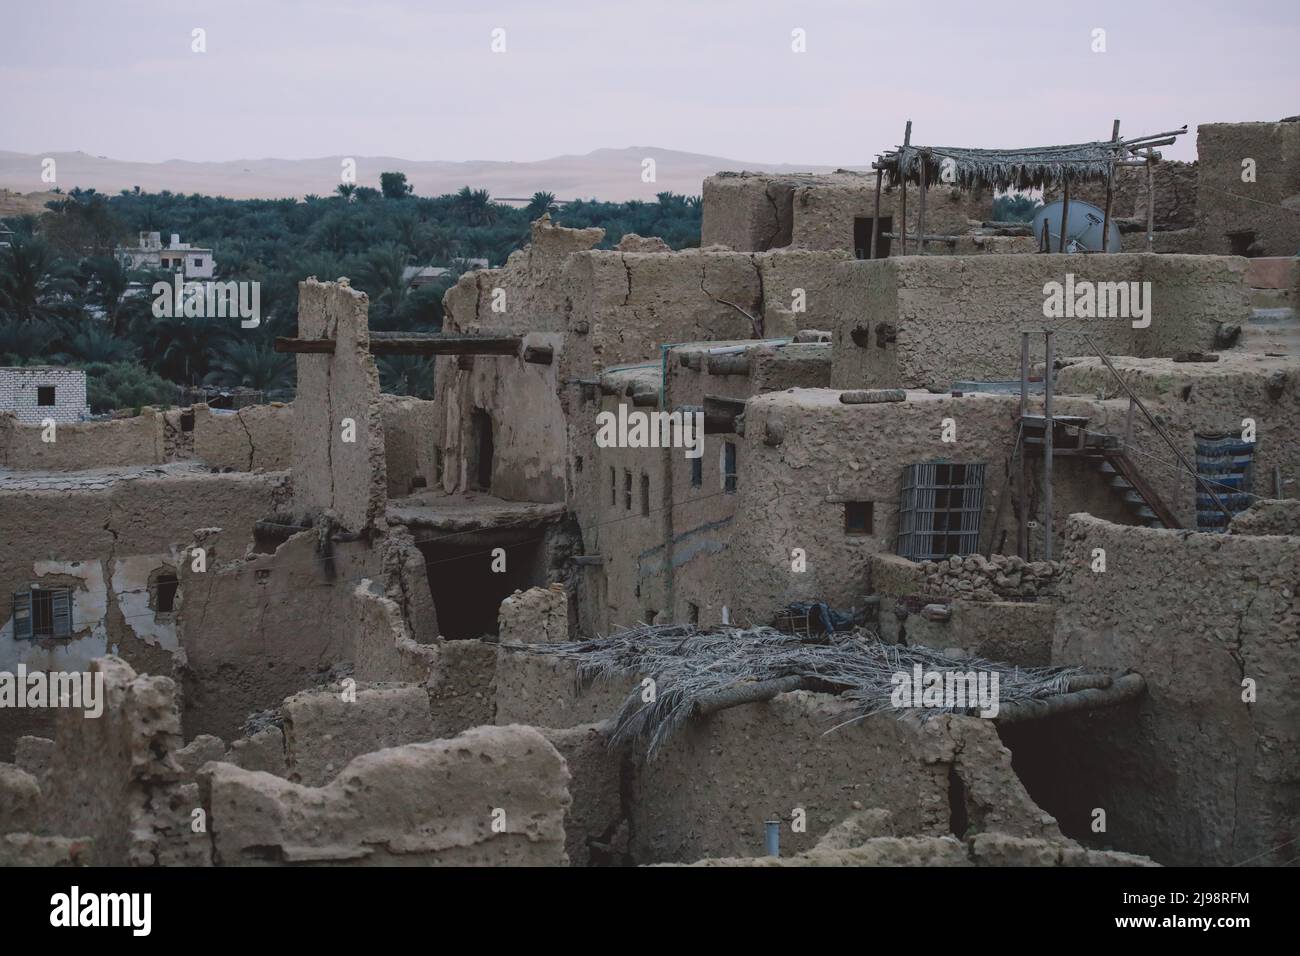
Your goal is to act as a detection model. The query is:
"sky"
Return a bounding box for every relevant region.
[1,0,1297,166]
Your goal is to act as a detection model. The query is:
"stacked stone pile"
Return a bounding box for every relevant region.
[918,554,1062,602]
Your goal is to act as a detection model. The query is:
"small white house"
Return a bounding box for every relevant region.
[0,367,90,424]
[117,231,216,279]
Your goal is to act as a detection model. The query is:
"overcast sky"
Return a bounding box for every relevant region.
[2,0,1297,165]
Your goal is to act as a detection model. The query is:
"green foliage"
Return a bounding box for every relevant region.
[0,177,704,400]
[992,193,1043,223]
[79,360,177,413]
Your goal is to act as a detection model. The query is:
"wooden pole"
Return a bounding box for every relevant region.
[1101,119,1120,253]
[1043,330,1055,561]
[870,166,883,259]
[1018,331,1030,560]
[1146,149,1156,253]
[918,149,929,255]
[1058,179,1071,253]
[900,120,911,255]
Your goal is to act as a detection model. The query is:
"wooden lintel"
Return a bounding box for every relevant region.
[522,344,554,365]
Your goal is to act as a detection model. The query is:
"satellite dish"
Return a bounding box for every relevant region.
[1032,199,1121,253]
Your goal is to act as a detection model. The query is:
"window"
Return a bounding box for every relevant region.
[723,441,737,493]
[11,588,72,640]
[152,572,179,614]
[845,501,874,534]
[641,473,651,516]
[37,386,55,406]
[897,462,987,561]
[610,467,617,506]
[691,454,702,488]
[687,602,700,624]
[192,257,204,268]
[645,609,658,625]
[471,409,494,490]
[624,470,632,510]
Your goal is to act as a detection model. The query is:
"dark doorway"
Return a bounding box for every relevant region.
[471,410,494,491]
[854,216,892,259]
[419,537,548,639]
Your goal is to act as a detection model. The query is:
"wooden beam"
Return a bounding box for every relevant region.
[1101,119,1120,253]
[274,337,334,354]
[870,166,883,259]
[900,120,912,255]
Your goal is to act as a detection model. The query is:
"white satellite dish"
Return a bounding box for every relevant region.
[1033,199,1122,253]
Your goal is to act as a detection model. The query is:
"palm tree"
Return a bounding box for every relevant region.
[205,340,294,391]
[378,355,435,398]
[455,187,498,226]
[524,191,558,220]
[352,242,411,324]
[0,234,76,325]
[336,183,357,203]
[150,312,231,385]
[56,324,139,364]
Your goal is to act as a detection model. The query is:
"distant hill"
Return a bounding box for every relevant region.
[0,147,855,203]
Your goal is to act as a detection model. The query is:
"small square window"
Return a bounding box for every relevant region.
[691,455,702,488]
[37,386,55,406]
[12,587,72,640]
[687,602,700,624]
[193,257,203,267]
[845,501,873,534]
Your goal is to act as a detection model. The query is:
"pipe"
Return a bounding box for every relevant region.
[765,820,781,857]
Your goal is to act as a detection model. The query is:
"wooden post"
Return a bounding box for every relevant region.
[1043,331,1055,561]
[870,165,883,259]
[918,149,929,255]
[1058,179,1071,253]
[1146,149,1156,253]
[900,120,911,255]
[1101,119,1120,253]
[1018,331,1030,560]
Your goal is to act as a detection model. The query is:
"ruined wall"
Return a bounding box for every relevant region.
[494,648,634,728]
[754,250,851,337]
[700,172,795,251]
[40,656,209,866]
[831,254,1248,391]
[292,278,387,532]
[1196,119,1300,257]
[0,410,165,470]
[0,469,286,757]
[176,531,384,741]
[1012,514,1300,865]
[192,402,294,472]
[201,724,570,865]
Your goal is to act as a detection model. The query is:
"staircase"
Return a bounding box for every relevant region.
[1021,414,1181,529]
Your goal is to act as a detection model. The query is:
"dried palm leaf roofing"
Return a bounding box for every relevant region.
[504,623,1141,759]
[880,126,1188,192]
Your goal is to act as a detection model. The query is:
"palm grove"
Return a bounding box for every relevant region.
[0,174,702,412]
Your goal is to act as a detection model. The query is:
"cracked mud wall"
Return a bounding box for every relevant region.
[0,471,286,757]
[1004,514,1300,865]
[192,402,294,472]
[380,395,440,498]
[830,255,1247,391]
[293,278,387,532]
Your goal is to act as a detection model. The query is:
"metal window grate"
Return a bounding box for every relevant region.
[897,462,987,561]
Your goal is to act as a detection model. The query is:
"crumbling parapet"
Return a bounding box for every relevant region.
[498,585,569,643]
[200,724,571,866]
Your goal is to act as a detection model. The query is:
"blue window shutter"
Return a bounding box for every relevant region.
[51,589,72,638]
[12,591,33,640]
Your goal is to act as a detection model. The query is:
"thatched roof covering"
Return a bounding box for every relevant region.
[881,127,1187,192]
[504,623,1131,759]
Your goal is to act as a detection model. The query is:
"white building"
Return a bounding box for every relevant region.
[0,367,90,424]
[117,232,216,279]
